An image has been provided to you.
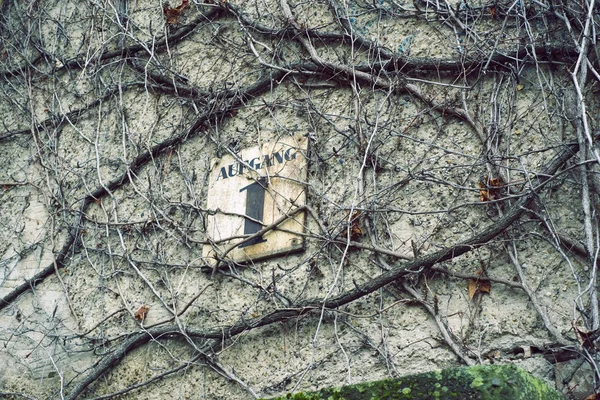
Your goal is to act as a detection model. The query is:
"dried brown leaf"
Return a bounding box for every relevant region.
[163,0,189,25]
[478,280,491,294]
[349,211,363,240]
[135,305,149,321]
[339,211,363,241]
[467,279,478,300]
[468,270,491,300]
[478,176,504,202]
[573,324,599,349]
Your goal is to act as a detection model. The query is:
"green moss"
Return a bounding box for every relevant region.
[470,376,484,389]
[263,365,564,400]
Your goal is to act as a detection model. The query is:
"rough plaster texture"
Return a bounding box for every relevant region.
[0,0,597,399]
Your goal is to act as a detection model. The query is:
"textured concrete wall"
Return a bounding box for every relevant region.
[0,0,597,399]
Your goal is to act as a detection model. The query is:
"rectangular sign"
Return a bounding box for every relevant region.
[202,134,308,265]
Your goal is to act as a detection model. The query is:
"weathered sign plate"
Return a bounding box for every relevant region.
[202,134,308,265]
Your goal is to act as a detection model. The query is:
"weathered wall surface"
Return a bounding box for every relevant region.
[0,0,598,399]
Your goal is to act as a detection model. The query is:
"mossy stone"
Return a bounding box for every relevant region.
[264,364,564,400]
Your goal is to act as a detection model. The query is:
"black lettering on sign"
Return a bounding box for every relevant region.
[216,148,298,181]
[238,177,267,248]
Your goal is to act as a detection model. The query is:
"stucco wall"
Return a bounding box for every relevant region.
[0,0,597,399]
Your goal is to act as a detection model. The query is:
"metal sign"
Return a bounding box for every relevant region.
[203,134,308,265]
